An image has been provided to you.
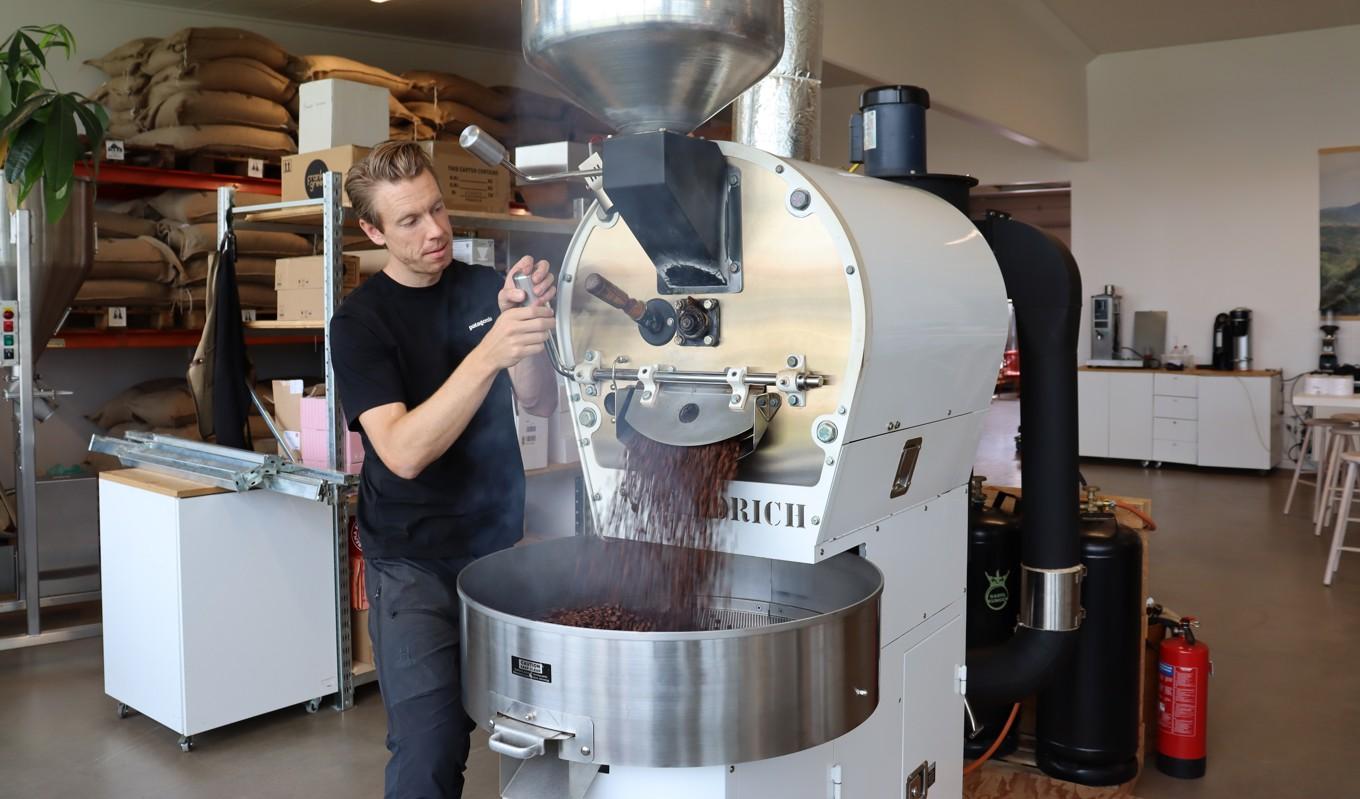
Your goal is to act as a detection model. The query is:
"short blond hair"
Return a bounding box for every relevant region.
[345,141,435,230]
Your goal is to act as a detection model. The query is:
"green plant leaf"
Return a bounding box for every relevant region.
[72,99,105,151]
[4,118,43,183]
[0,74,11,118]
[43,95,76,200]
[0,92,53,141]
[19,33,46,70]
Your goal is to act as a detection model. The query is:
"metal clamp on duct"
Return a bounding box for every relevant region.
[1019,564,1086,632]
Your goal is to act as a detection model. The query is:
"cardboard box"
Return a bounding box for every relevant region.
[303,456,361,475]
[283,142,511,214]
[283,145,368,205]
[453,238,495,267]
[349,248,388,278]
[548,410,579,465]
[300,426,364,466]
[423,141,511,214]
[277,288,325,322]
[275,254,360,291]
[271,379,305,431]
[298,79,389,154]
[279,430,301,459]
[515,408,549,471]
[352,608,373,665]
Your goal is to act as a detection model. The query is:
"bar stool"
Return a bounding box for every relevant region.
[1284,418,1351,518]
[1324,450,1360,585]
[1316,422,1360,537]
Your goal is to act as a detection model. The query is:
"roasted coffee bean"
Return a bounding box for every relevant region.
[544,436,741,632]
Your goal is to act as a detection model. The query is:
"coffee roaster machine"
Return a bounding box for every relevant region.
[456,2,1085,797]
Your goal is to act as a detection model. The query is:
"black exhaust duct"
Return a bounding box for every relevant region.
[967,211,1083,706]
[851,88,1085,705]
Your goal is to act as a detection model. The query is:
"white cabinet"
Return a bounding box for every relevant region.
[101,470,338,741]
[1076,369,1281,470]
[1197,376,1280,470]
[1078,371,1152,460]
[1108,373,1154,460]
[1078,371,1110,458]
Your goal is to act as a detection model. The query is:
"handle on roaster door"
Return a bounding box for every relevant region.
[513,271,574,378]
[488,724,548,759]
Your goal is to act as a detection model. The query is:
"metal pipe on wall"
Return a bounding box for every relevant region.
[731,0,823,161]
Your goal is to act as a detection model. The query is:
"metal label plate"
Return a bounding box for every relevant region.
[511,655,553,683]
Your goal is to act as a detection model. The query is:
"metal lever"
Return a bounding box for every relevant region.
[583,273,645,321]
[583,273,668,337]
[962,696,983,740]
[461,126,601,184]
[513,272,574,378]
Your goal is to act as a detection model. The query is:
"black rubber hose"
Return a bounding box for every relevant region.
[967,212,1083,706]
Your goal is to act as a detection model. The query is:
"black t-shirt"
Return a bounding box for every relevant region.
[329,261,524,560]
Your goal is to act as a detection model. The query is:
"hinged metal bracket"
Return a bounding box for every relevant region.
[637,365,660,408]
[907,760,938,799]
[726,366,750,410]
[775,353,808,408]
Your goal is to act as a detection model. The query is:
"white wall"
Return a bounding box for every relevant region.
[821,84,1075,183]
[1071,24,1360,375]
[824,0,1093,159]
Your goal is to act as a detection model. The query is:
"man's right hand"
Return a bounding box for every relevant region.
[473,305,555,372]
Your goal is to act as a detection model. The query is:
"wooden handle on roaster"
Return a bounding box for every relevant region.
[583,273,646,322]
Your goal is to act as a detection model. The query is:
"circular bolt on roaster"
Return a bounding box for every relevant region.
[816,421,839,443]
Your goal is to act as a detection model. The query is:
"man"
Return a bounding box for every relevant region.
[329,140,559,798]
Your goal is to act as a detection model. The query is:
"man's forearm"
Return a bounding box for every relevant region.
[510,349,559,416]
[384,352,499,475]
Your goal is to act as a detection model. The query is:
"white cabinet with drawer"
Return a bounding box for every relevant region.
[1153,395,1197,420]
[1153,418,1197,442]
[1077,369,1281,470]
[1154,373,1198,398]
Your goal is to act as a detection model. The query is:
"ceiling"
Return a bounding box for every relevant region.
[1038,0,1360,54]
[135,0,1360,59]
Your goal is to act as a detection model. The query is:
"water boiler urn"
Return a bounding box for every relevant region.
[1229,308,1252,371]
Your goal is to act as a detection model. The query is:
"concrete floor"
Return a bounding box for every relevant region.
[2,396,1357,798]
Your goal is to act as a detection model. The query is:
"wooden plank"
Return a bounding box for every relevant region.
[1078,366,1281,378]
[525,461,580,478]
[99,468,228,499]
[245,320,324,330]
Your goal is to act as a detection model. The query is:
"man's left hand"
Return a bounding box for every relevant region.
[498,256,557,312]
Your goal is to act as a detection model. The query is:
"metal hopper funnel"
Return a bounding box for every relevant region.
[0,179,96,359]
[522,0,786,135]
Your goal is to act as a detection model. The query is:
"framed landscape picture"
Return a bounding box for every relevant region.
[1321,146,1360,316]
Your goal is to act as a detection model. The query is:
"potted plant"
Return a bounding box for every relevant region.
[0,23,108,223]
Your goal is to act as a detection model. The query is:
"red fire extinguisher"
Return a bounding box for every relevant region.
[1155,616,1210,778]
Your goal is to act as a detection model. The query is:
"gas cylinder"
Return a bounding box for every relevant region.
[1156,618,1210,778]
[1036,489,1144,786]
[964,476,1023,759]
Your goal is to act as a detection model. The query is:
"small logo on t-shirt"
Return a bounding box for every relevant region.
[468,316,493,331]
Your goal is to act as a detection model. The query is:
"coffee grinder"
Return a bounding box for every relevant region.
[1090,284,1121,360]
[1320,310,1340,373]
[1230,307,1252,371]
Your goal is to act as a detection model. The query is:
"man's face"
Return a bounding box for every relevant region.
[360,171,453,275]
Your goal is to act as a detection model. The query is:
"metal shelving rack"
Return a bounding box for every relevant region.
[216,172,368,709]
[215,176,583,711]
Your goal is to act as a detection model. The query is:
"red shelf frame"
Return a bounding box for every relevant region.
[75,162,281,195]
[50,329,319,350]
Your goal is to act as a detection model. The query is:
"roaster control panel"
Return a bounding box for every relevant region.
[0,302,16,365]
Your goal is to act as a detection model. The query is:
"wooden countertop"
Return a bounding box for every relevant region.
[1079,366,1281,378]
[99,468,228,499]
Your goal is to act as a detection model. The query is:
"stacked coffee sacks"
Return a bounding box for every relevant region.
[79,199,184,314]
[152,190,312,318]
[87,28,298,159]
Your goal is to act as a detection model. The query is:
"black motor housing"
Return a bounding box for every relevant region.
[1035,511,1144,786]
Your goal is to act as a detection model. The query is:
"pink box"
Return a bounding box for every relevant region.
[299,395,333,432]
[300,425,364,465]
[303,457,361,475]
